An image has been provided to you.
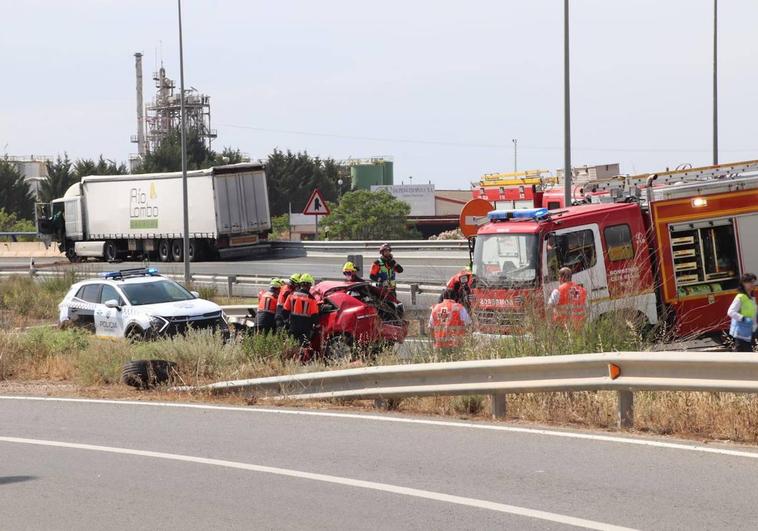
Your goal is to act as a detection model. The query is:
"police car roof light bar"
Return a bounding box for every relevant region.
[487,208,549,222]
[99,267,160,280]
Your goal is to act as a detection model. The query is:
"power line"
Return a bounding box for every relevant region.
[218,123,756,154]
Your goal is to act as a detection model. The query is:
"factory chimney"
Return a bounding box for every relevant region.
[134,52,146,155]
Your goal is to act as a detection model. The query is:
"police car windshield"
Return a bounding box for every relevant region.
[473,233,539,287]
[120,280,194,306]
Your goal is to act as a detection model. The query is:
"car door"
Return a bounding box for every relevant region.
[69,284,102,332]
[95,284,126,337]
[542,224,609,317]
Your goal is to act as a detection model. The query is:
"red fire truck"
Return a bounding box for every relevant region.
[467,160,758,338]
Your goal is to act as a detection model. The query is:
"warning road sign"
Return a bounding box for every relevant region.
[303,189,330,216]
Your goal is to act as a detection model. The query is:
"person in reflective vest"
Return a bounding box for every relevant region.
[428,289,471,351]
[441,267,474,310]
[275,273,300,329]
[282,273,320,346]
[370,243,403,290]
[547,267,587,326]
[256,278,283,334]
[727,273,757,352]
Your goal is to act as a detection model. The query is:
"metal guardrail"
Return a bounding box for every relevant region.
[187,351,758,428]
[271,239,468,252]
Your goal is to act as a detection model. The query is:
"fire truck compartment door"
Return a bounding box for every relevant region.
[736,214,758,274]
[542,223,610,307]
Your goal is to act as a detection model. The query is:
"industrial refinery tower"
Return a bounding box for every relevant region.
[131,52,216,166]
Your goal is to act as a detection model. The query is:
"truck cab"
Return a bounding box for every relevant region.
[471,205,657,333]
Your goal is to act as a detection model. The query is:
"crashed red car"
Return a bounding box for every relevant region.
[310,281,408,358]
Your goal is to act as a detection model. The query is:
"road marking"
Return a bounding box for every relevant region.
[0,435,633,531]
[3,395,758,460]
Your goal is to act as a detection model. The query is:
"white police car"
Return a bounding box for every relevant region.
[58,268,228,340]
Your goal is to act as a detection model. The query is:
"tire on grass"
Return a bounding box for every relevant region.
[121,360,177,389]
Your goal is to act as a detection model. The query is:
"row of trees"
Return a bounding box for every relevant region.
[0,133,419,240]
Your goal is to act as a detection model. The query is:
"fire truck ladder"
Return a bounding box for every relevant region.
[581,159,758,194]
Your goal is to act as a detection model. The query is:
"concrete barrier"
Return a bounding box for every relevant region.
[0,242,64,258]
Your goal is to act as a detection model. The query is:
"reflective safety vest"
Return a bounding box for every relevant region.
[731,293,757,341]
[371,259,398,288]
[553,281,587,325]
[285,291,319,317]
[258,290,277,314]
[276,285,294,309]
[429,300,466,349]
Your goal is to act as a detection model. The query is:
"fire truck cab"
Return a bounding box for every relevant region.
[471,204,657,332]
[470,160,758,338]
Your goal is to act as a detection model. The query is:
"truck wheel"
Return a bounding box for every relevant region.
[158,239,171,262]
[103,240,118,262]
[121,359,176,389]
[65,246,80,263]
[171,239,183,262]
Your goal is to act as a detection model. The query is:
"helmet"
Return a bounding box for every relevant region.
[289,273,301,284]
[270,278,284,288]
[379,243,392,253]
[342,261,357,273]
[299,273,315,285]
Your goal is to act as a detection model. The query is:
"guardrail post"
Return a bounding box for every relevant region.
[617,390,634,428]
[227,275,237,298]
[410,283,419,305]
[490,394,506,419]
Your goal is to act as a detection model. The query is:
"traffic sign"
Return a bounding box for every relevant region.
[459,198,493,237]
[303,189,330,216]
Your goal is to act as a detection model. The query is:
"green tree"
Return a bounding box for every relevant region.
[39,154,74,202]
[73,155,127,179]
[136,130,217,173]
[0,208,35,233]
[321,190,420,240]
[264,149,345,216]
[218,147,245,165]
[0,158,34,219]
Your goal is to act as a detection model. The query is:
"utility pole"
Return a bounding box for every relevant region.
[712,0,718,166]
[563,0,572,207]
[512,138,518,172]
[177,0,190,284]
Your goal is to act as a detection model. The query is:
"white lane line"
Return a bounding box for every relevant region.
[3,395,758,460]
[0,435,633,531]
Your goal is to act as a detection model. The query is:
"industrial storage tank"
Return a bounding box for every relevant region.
[351,159,393,190]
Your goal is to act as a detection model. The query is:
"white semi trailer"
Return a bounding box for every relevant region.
[36,163,271,262]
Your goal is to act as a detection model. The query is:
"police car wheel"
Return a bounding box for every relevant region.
[125,325,147,342]
[121,359,176,389]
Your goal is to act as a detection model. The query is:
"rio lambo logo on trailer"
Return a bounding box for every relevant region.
[129,183,159,229]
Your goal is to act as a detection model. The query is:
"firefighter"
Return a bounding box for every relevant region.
[282,273,320,348]
[370,243,403,290]
[342,261,364,283]
[547,267,587,327]
[275,273,300,329]
[727,273,757,352]
[428,289,471,352]
[441,266,474,309]
[256,278,283,334]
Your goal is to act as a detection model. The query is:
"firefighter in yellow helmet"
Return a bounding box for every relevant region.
[342,261,364,283]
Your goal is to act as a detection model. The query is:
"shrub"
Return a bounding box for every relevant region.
[452,395,485,416]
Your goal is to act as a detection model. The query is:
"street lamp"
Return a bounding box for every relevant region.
[563,0,572,207]
[177,0,190,284]
[713,0,718,165]
[512,138,518,172]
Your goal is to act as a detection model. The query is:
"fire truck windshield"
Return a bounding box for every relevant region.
[472,233,539,287]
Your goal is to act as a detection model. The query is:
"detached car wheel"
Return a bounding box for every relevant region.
[121,360,176,389]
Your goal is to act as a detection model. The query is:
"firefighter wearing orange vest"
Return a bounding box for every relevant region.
[547,267,587,326]
[428,289,472,351]
[275,273,300,329]
[256,278,283,334]
[282,273,320,346]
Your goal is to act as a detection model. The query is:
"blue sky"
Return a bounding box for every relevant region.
[2,0,756,188]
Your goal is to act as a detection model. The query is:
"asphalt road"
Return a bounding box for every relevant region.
[2,397,758,530]
[1,254,463,284]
